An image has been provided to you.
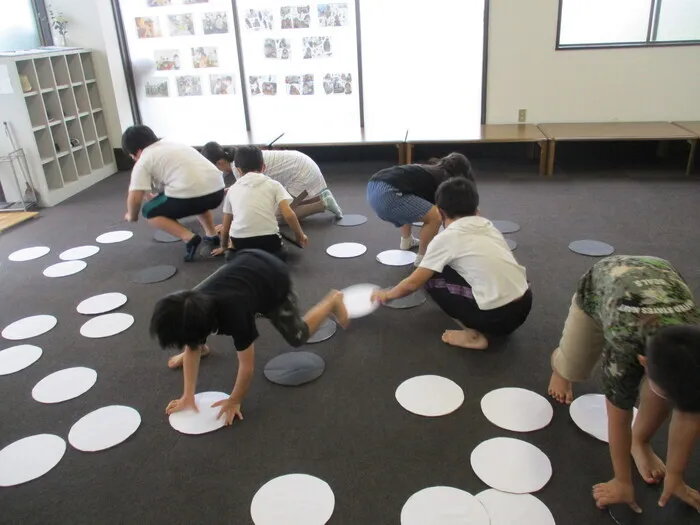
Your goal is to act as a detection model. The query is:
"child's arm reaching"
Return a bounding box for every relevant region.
[212,213,233,256]
[372,268,435,304]
[659,410,700,510]
[212,344,255,425]
[165,345,202,414]
[279,200,308,247]
[124,190,145,222]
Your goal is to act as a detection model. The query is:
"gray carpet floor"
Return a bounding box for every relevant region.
[1,159,700,525]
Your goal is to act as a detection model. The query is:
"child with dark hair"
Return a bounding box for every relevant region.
[152,249,349,424]
[548,255,700,513]
[211,146,307,260]
[372,177,531,349]
[367,152,475,266]
[201,141,342,220]
[122,125,225,262]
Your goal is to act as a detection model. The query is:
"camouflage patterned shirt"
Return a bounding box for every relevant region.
[576,255,700,410]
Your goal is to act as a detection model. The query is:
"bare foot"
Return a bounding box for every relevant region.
[631,442,666,484]
[548,370,573,404]
[441,329,488,350]
[331,290,349,329]
[168,345,210,369]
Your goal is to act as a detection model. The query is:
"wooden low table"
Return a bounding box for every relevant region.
[405,124,549,175]
[538,122,697,176]
[673,122,700,174]
[272,127,409,163]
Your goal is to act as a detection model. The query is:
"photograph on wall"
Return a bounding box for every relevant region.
[155,49,181,70]
[135,17,162,38]
[264,38,290,60]
[249,75,277,96]
[183,0,208,4]
[192,47,218,68]
[281,5,310,29]
[176,75,202,96]
[203,12,228,34]
[210,74,235,95]
[244,9,273,30]
[303,37,331,59]
[145,78,169,97]
[318,3,348,27]
[147,0,171,6]
[286,74,313,95]
[323,73,351,94]
[167,14,195,36]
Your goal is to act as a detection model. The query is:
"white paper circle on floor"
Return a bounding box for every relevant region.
[470,437,552,494]
[77,293,127,315]
[32,367,97,404]
[251,473,335,525]
[326,242,367,258]
[376,250,417,266]
[341,283,380,319]
[570,393,638,443]
[8,246,50,262]
[476,489,555,525]
[0,434,66,487]
[80,313,134,338]
[96,230,133,244]
[395,375,464,417]
[2,315,57,340]
[0,344,42,376]
[69,405,141,452]
[59,245,100,261]
[169,391,230,435]
[480,387,553,432]
[401,486,490,525]
[43,260,87,278]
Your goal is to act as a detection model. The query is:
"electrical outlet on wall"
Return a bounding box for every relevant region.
[518,109,527,123]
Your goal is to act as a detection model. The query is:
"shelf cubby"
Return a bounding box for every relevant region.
[17,60,39,94]
[73,84,90,114]
[34,57,55,90]
[50,123,70,156]
[87,82,102,109]
[94,111,108,138]
[26,94,47,128]
[87,142,103,170]
[44,160,63,190]
[50,55,71,87]
[80,53,95,81]
[42,91,62,122]
[99,138,113,164]
[66,53,84,84]
[66,118,84,149]
[34,128,55,162]
[80,113,97,143]
[59,153,79,183]
[74,148,91,176]
[58,87,78,118]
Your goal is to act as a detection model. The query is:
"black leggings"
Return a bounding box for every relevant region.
[225,234,287,262]
[425,266,532,336]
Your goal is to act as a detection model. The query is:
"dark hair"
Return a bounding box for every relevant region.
[436,152,475,183]
[647,324,700,412]
[121,125,159,156]
[234,145,264,174]
[435,177,479,219]
[201,141,235,165]
[149,291,217,349]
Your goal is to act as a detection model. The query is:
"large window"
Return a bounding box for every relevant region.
[0,0,50,52]
[558,0,700,48]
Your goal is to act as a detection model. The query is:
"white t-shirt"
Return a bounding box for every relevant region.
[419,216,528,310]
[223,172,292,238]
[129,140,224,199]
[234,150,326,198]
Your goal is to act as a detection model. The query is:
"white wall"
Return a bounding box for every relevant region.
[486,0,700,124]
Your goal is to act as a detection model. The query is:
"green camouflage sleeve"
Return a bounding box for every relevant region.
[601,338,645,410]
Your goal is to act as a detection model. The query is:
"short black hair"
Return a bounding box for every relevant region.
[149,291,217,349]
[201,141,234,165]
[647,324,700,412]
[234,146,264,174]
[435,177,479,219]
[121,125,159,155]
[438,152,475,183]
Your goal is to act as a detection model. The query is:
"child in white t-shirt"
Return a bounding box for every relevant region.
[372,177,531,350]
[212,146,308,261]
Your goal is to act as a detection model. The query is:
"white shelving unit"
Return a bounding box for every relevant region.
[0,48,116,206]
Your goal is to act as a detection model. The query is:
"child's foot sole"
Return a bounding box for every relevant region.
[168,346,211,369]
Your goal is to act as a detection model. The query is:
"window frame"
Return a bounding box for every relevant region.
[32,0,55,46]
[556,0,700,50]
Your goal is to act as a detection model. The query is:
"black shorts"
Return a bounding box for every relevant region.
[226,234,287,262]
[265,288,309,347]
[141,189,225,220]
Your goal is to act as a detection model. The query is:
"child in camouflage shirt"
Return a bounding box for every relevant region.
[548,255,700,513]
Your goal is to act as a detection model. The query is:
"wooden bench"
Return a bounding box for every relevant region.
[405,124,549,175]
[673,122,700,174]
[538,122,697,176]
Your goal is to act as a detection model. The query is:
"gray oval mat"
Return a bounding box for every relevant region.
[385,290,427,310]
[307,319,337,344]
[506,238,517,251]
[336,214,367,227]
[492,220,521,234]
[264,351,325,386]
[569,240,614,257]
[130,265,177,284]
[154,230,180,243]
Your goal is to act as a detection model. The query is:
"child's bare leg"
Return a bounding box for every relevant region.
[293,201,326,219]
[441,319,488,350]
[400,224,413,238]
[147,216,195,241]
[168,345,211,369]
[196,210,217,237]
[303,290,349,333]
[631,379,670,484]
[418,206,442,257]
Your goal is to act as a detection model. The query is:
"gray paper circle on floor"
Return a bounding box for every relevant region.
[0,434,66,487]
[77,293,127,315]
[80,313,134,338]
[69,405,141,452]
[154,230,180,243]
[43,260,87,278]
[2,315,57,340]
[506,238,517,251]
[336,214,367,226]
[307,319,337,343]
[569,239,614,257]
[492,220,520,234]
[0,345,42,375]
[385,290,427,309]
[8,246,50,262]
[59,245,100,261]
[264,351,325,386]
[130,265,177,284]
[377,250,417,266]
[326,242,367,258]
